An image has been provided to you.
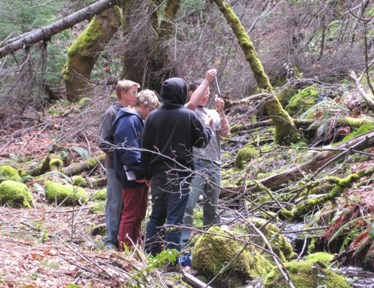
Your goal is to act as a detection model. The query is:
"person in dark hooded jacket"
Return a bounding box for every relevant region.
[113,89,160,251]
[141,77,212,257]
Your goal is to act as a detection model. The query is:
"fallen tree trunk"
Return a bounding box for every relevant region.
[0,0,119,58]
[260,131,374,189]
[62,153,105,176]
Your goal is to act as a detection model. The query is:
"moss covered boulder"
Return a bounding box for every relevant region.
[0,180,34,208]
[264,258,349,288]
[0,165,21,182]
[45,181,88,206]
[235,145,259,170]
[235,217,296,262]
[286,85,320,116]
[192,226,272,287]
[89,201,106,214]
[91,188,107,201]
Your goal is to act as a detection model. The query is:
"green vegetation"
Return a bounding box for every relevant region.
[0,180,34,208]
[264,256,349,288]
[0,165,21,182]
[44,181,88,206]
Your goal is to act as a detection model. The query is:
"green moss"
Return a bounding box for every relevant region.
[78,97,91,108]
[72,176,88,187]
[286,85,320,116]
[49,156,63,170]
[0,180,34,208]
[276,86,296,107]
[305,252,335,267]
[192,226,272,287]
[235,145,259,170]
[89,201,105,214]
[341,124,374,143]
[264,259,349,288]
[234,218,296,262]
[0,165,21,182]
[91,188,107,201]
[44,181,88,206]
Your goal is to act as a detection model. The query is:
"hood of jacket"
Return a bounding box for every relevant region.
[160,77,188,108]
[112,107,140,127]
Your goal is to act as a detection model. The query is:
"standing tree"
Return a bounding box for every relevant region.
[213,0,300,144]
[62,7,121,101]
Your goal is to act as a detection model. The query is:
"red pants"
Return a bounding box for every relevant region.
[118,185,148,250]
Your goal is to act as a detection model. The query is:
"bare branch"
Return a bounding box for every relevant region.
[0,0,119,58]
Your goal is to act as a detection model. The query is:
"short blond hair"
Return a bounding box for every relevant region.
[136,89,160,110]
[115,80,140,100]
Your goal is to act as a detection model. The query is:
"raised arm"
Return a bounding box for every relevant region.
[185,69,217,110]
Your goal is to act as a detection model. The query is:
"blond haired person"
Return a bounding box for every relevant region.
[113,90,160,250]
[97,80,140,249]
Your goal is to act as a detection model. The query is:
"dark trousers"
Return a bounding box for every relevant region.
[118,185,148,250]
[145,176,190,256]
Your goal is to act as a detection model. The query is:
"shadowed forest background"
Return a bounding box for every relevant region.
[0,0,373,287]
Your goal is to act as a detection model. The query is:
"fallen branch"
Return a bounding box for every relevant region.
[349,71,374,111]
[0,0,119,58]
[259,131,374,189]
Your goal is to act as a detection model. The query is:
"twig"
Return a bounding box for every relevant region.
[57,235,115,280]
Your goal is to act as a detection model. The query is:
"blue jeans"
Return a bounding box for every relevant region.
[104,168,123,247]
[145,175,190,256]
[182,159,221,244]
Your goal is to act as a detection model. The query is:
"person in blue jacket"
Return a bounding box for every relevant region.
[113,89,160,251]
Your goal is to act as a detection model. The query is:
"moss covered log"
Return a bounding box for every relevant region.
[213,0,299,145]
[282,166,374,220]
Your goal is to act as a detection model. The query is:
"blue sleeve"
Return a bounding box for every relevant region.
[115,116,144,179]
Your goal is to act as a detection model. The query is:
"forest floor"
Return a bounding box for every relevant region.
[1,88,374,287]
[0,98,149,288]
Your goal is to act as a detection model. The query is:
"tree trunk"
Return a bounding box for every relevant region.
[122,0,181,91]
[0,0,119,59]
[213,0,300,145]
[62,7,121,102]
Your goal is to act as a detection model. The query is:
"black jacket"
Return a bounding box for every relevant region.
[141,78,212,180]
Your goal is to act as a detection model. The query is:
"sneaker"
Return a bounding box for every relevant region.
[104,242,117,251]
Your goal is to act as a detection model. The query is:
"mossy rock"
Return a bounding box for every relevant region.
[91,188,107,201]
[89,201,106,214]
[0,180,34,208]
[192,226,272,287]
[305,252,335,267]
[235,145,259,170]
[0,165,22,182]
[72,176,88,187]
[286,85,320,116]
[45,181,88,206]
[264,259,349,288]
[233,217,296,262]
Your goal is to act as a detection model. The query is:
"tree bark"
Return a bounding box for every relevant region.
[213,0,300,145]
[122,0,181,91]
[62,7,121,101]
[0,0,119,59]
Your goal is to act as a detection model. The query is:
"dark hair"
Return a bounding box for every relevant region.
[188,78,205,92]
